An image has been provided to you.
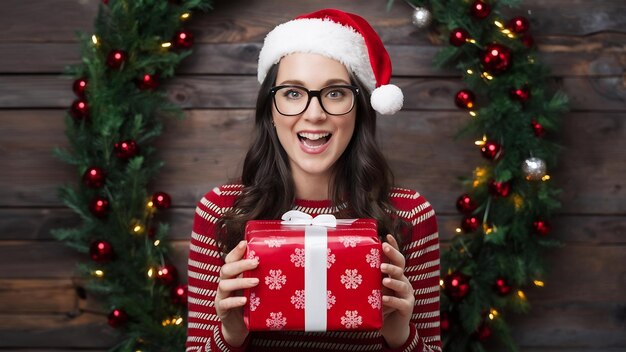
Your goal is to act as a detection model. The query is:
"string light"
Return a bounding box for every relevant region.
[475,135,487,146]
[439,279,445,287]
[512,194,524,210]
[93,270,104,278]
[534,280,545,287]
[469,111,477,117]
[541,175,551,181]
[131,219,145,235]
[91,35,99,45]
[517,290,527,300]
[466,69,474,75]
[494,20,504,28]
[481,71,494,80]
[180,12,191,20]
[147,267,155,278]
[455,227,463,233]
[161,42,172,48]
[488,308,499,320]
[154,240,161,247]
[162,316,184,326]
[467,38,476,44]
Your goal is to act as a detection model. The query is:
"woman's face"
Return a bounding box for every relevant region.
[272,53,357,180]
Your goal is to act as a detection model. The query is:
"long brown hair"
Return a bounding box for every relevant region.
[216,63,408,254]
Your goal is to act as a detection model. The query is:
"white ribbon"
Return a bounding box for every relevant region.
[281,210,360,331]
[281,210,357,227]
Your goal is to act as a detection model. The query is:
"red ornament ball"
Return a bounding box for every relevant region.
[461,216,481,233]
[481,140,502,160]
[488,180,511,197]
[137,73,160,90]
[157,264,178,286]
[454,89,476,110]
[533,219,551,236]
[89,197,110,218]
[444,271,471,302]
[531,118,545,137]
[108,308,128,328]
[511,86,531,102]
[481,43,512,74]
[508,16,530,33]
[173,30,193,49]
[90,240,114,263]
[152,192,172,209]
[72,77,88,98]
[440,311,450,332]
[456,194,478,214]
[70,99,89,121]
[470,0,491,19]
[521,34,535,48]
[106,50,128,69]
[494,277,512,296]
[83,167,106,188]
[171,284,188,306]
[449,28,470,46]
[114,140,138,160]
[474,323,492,341]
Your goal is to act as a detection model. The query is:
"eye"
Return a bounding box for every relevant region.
[325,87,348,100]
[282,88,304,100]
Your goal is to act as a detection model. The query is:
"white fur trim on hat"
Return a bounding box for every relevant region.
[371,84,403,115]
[258,18,377,92]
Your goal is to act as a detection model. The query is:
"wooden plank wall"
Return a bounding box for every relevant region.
[0,0,624,351]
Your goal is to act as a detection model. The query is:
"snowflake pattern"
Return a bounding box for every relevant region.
[264,238,287,248]
[327,248,336,268]
[367,289,381,310]
[339,236,361,248]
[249,292,260,311]
[366,248,381,268]
[290,248,305,267]
[340,310,363,329]
[327,290,336,310]
[340,269,362,289]
[266,312,287,330]
[246,250,259,261]
[290,290,305,309]
[265,269,287,290]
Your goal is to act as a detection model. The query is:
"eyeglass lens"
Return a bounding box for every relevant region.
[272,86,356,116]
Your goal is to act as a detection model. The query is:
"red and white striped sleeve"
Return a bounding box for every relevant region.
[388,188,442,352]
[186,185,249,352]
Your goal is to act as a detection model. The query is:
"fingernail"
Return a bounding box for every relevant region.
[239,241,246,248]
[250,278,259,285]
[383,278,391,284]
[381,263,388,270]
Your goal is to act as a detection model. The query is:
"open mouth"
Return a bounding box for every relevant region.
[297,132,333,149]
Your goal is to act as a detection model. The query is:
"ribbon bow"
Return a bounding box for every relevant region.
[281,210,337,227]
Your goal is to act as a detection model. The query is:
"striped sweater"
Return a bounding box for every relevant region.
[186,184,441,352]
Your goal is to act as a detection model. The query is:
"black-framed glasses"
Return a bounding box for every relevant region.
[270,85,360,116]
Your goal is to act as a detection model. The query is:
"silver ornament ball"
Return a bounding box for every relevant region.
[411,7,432,28]
[522,157,547,180]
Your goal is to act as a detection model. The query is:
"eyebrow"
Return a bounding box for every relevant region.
[277,78,351,86]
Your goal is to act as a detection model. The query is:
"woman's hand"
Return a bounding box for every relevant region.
[380,234,415,348]
[215,240,260,347]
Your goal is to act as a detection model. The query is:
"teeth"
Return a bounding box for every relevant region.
[298,132,330,140]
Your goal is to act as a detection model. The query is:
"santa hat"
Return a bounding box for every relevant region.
[257,9,403,115]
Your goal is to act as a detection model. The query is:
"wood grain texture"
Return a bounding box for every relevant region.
[3,32,625,76]
[1,0,625,351]
[1,110,624,213]
[1,75,624,111]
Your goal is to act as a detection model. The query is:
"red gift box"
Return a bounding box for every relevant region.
[243,211,383,332]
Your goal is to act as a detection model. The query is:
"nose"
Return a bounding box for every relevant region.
[302,96,327,122]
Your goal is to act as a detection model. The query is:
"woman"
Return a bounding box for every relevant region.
[186,9,441,352]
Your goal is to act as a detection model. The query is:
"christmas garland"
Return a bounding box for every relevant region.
[397,0,568,351]
[53,0,566,351]
[53,0,211,351]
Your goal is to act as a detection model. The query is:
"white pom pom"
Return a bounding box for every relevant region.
[370,84,403,115]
